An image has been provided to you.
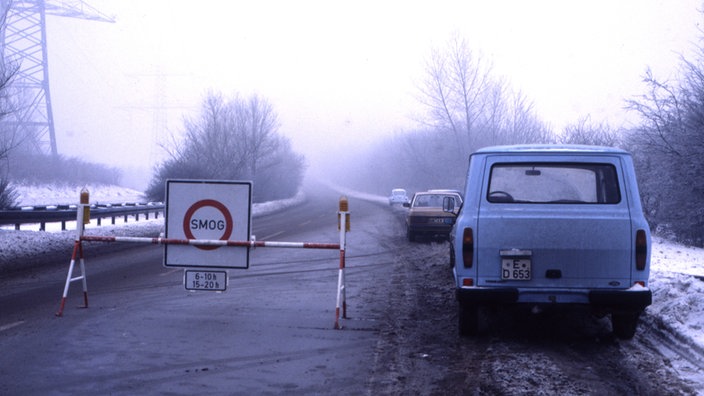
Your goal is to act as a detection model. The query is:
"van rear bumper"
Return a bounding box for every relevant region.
[589,289,652,310]
[455,287,519,304]
[456,287,652,311]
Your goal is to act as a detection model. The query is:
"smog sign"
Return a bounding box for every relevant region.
[164,179,252,269]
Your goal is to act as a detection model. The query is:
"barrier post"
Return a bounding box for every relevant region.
[56,192,90,316]
[334,196,349,329]
[80,187,90,225]
[55,193,346,321]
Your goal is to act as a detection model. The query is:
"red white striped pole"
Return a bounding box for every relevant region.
[334,196,349,329]
[56,194,90,316]
[79,235,340,250]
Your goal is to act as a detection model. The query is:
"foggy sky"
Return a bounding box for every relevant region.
[41,0,702,187]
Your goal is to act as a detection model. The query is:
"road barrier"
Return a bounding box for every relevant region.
[0,202,164,231]
[56,191,350,330]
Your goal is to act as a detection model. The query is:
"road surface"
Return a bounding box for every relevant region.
[0,184,699,395]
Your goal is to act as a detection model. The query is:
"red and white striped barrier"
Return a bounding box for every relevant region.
[56,193,350,330]
[80,235,340,250]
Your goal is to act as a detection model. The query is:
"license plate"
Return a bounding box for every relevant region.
[501,258,531,280]
[430,218,445,223]
[184,270,228,291]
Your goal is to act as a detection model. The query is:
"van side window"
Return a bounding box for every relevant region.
[487,163,621,204]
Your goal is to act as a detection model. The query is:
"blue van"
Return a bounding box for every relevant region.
[447,145,652,339]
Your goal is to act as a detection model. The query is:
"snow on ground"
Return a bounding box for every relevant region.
[0,184,305,264]
[648,237,704,345]
[2,184,704,371]
[11,184,151,206]
[332,185,704,363]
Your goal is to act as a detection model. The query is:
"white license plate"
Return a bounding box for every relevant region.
[184,270,228,291]
[501,258,531,280]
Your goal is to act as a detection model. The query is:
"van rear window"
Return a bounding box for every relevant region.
[487,163,621,204]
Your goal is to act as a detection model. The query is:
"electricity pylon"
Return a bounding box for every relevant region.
[0,0,114,157]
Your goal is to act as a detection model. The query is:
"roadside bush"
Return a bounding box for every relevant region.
[145,91,305,203]
[8,153,121,186]
[0,177,18,208]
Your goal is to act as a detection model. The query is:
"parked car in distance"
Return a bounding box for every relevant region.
[388,188,410,205]
[404,191,462,242]
[427,189,464,201]
[448,145,652,339]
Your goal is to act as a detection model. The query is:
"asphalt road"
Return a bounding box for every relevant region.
[0,185,397,395]
[1,184,699,395]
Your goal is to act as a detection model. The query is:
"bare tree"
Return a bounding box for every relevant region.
[558,116,620,146]
[338,33,554,196]
[238,94,280,179]
[493,88,552,145]
[0,0,19,158]
[147,91,304,202]
[416,33,551,151]
[187,92,249,178]
[416,33,494,158]
[0,1,21,207]
[626,54,704,245]
[390,33,552,191]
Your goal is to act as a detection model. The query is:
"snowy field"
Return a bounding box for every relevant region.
[2,184,704,385]
[0,184,305,262]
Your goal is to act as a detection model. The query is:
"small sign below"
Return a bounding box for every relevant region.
[184,269,228,292]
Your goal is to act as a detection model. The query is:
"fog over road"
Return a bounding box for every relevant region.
[0,184,699,394]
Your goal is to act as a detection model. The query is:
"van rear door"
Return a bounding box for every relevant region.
[475,156,633,291]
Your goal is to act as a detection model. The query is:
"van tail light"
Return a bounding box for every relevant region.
[635,229,647,271]
[462,228,474,268]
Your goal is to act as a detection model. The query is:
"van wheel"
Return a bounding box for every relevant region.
[458,304,480,336]
[611,312,640,339]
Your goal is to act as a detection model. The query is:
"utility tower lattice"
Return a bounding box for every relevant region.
[1,0,114,157]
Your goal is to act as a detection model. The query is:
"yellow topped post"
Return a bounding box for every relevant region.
[338,196,350,232]
[80,187,90,225]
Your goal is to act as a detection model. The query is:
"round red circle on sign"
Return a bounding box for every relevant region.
[182,199,234,250]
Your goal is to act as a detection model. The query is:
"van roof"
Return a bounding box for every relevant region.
[474,144,629,155]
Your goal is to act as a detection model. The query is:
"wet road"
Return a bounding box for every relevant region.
[1,184,700,395]
[0,186,396,395]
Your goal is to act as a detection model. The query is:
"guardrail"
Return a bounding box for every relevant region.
[0,202,165,231]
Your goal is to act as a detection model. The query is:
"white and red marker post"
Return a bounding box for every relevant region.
[56,188,90,316]
[334,196,349,329]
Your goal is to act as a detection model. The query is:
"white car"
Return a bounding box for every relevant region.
[388,188,409,205]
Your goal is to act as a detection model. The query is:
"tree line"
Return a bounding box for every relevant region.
[340,33,703,247]
[0,5,701,246]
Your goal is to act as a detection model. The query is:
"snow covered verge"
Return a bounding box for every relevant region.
[8,184,153,206]
[2,184,704,377]
[0,184,305,268]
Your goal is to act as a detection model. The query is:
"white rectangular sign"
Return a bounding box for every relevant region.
[164,179,252,269]
[184,270,228,291]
